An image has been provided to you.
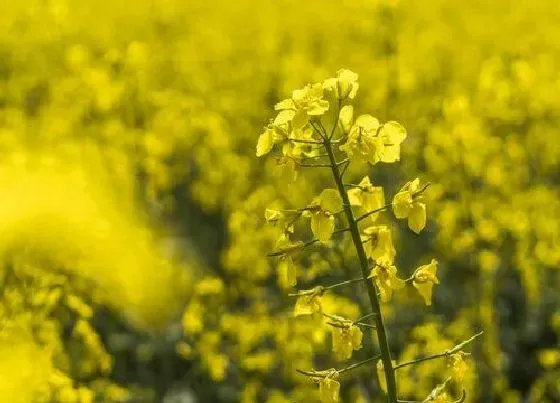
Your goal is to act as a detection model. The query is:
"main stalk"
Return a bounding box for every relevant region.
[323,136,398,403]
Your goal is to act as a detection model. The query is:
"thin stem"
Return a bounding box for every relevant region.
[299,158,348,168]
[323,135,398,402]
[340,160,351,178]
[310,121,326,139]
[338,355,380,375]
[287,138,323,145]
[355,312,377,323]
[266,225,350,257]
[356,203,391,222]
[322,311,376,330]
[329,99,341,140]
[266,239,319,257]
[296,355,381,378]
[394,331,483,370]
[355,322,376,329]
[324,277,364,291]
[299,163,335,168]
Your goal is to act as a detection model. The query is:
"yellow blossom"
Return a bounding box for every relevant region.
[447,351,469,381]
[392,178,427,233]
[323,69,359,100]
[348,176,385,222]
[329,317,363,361]
[368,258,405,302]
[319,372,340,403]
[376,360,396,394]
[412,259,440,306]
[278,255,297,290]
[311,211,335,242]
[362,226,396,263]
[294,286,324,317]
[340,116,406,165]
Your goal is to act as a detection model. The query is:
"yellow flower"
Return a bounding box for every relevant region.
[330,317,363,361]
[432,392,452,403]
[311,211,335,242]
[319,372,340,403]
[294,286,324,317]
[256,126,275,157]
[339,114,382,164]
[362,226,396,263]
[340,116,406,165]
[273,235,302,289]
[368,258,405,302]
[378,121,407,163]
[274,83,330,129]
[318,188,343,213]
[392,178,427,233]
[348,176,385,222]
[323,69,359,100]
[277,255,297,290]
[338,105,354,133]
[256,109,316,158]
[538,348,560,369]
[447,351,469,381]
[412,259,440,306]
[308,189,342,242]
[376,360,396,393]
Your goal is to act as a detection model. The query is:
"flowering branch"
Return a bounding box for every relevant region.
[394,331,483,370]
[296,354,381,378]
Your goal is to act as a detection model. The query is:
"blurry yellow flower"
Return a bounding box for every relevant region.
[207,353,229,381]
[447,351,469,381]
[338,105,354,133]
[392,178,427,233]
[274,156,298,182]
[368,258,405,302]
[311,211,335,242]
[318,189,343,213]
[376,360,396,393]
[256,126,275,157]
[278,255,297,290]
[538,348,560,369]
[432,391,452,403]
[378,121,407,163]
[294,286,324,317]
[175,341,193,359]
[412,259,440,306]
[319,372,340,403]
[330,318,363,361]
[265,208,284,224]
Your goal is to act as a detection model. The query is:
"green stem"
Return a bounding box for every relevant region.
[323,135,398,402]
[394,331,483,370]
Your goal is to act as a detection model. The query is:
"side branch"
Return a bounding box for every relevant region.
[355,182,432,223]
[394,331,483,370]
[296,355,381,378]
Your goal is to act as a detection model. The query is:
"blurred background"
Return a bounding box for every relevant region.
[0,0,558,402]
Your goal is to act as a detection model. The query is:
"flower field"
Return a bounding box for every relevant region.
[0,1,558,402]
